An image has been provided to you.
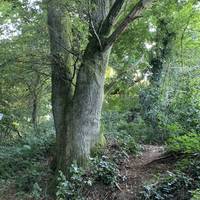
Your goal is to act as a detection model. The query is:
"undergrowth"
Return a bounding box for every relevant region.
[0,133,55,199]
[167,133,200,153]
[56,156,119,200]
[141,155,200,200]
[140,133,200,200]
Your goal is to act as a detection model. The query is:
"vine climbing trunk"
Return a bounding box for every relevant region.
[140,19,176,133]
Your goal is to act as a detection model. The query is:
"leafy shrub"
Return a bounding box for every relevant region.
[191,189,200,200]
[102,111,141,153]
[181,157,200,184]
[56,171,72,200]
[167,133,200,153]
[56,157,120,200]
[118,134,140,154]
[102,109,164,147]
[56,164,92,200]
[165,122,185,136]
[141,155,200,200]
[0,132,54,195]
[141,171,193,200]
[91,156,119,185]
[32,183,42,200]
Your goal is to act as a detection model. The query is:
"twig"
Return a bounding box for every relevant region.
[90,18,103,50]
[87,6,103,50]
[115,182,123,191]
[70,56,79,82]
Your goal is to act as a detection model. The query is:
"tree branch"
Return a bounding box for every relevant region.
[89,12,103,50]
[100,0,126,36]
[70,57,79,82]
[103,0,153,50]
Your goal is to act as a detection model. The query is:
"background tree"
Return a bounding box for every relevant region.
[0,0,51,138]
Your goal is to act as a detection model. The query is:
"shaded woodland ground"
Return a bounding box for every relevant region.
[0,141,174,200]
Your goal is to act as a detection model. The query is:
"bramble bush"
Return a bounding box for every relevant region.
[167,133,200,154]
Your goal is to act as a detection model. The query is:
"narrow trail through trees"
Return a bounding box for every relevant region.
[116,145,170,200]
[87,145,174,200]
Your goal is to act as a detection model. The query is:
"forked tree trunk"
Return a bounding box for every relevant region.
[47,0,111,171]
[47,0,153,172]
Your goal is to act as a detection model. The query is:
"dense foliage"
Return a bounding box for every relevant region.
[0,0,200,199]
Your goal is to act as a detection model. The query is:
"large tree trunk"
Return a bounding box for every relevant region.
[47,0,112,169]
[47,0,153,171]
[66,0,112,166]
[70,44,111,165]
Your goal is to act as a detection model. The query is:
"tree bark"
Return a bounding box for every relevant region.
[31,74,40,132]
[32,91,38,130]
[70,44,111,165]
[66,0,112,166]
[47,0,153,171]
[47,0,73,173]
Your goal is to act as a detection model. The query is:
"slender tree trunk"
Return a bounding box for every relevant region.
[31,74,40,132]
[32,91,38,130]
[47,0,73,173]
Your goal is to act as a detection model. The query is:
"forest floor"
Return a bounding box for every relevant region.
[86,143,175,200]
[0,142,176,200]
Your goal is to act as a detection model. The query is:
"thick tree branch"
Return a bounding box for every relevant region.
[100,0,126,36]
[103,0,153,50]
